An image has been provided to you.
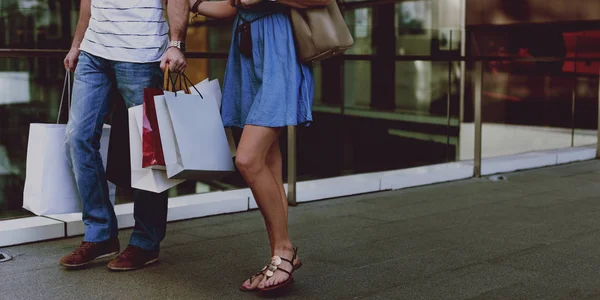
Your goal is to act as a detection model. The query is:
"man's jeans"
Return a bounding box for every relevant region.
[65,51,167,252]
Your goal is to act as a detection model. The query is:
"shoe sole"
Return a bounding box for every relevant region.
[60,251,120,268]
[107,258,159,271]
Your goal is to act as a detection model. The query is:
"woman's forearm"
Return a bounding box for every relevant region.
[192,0,237,19]
[276,0,331,9]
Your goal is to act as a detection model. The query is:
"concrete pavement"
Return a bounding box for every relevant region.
[2,161,600,299]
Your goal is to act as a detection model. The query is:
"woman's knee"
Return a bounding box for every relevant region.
[235,150,264,178]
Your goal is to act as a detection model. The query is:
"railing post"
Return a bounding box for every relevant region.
[445,32,453,162]
[597,69,600,158]
[474,61,483,177]
[571,82,577,148]
[287,125,297,206]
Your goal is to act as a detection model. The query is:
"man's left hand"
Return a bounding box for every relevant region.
[161,47,187,73]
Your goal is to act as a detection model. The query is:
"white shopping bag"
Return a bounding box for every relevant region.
[190,78,236,157]
[191,78,222,109]
[22,124,115,215]
[23,71,115,215]
[154,89,235,180]
[129,105,184,192]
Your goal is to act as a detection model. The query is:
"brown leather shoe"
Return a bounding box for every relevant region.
[107,245,159,271]
[60,238,120,268]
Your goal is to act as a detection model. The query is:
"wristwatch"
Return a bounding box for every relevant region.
[168,40,186,52]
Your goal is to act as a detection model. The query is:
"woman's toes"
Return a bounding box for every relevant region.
[258,276,268,289]
[243,280,252,288]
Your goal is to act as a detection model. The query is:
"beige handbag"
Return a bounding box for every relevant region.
[289,1,354,63]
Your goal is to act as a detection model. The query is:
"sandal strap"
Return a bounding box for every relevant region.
[276,247,299,267]
[292,247,299,262]
[264,247,301,279]
[247,266,267,282]
[279,257,293,266]
[276,268,292,276]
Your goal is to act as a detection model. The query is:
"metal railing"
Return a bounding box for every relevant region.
[597,69,600,159]
[1,49,599,202]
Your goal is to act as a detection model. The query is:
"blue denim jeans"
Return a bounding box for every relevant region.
[65,51,167,252]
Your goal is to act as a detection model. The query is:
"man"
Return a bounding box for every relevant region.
[59,0,189,271]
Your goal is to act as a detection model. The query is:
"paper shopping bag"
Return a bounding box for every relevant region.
[142,87,166,169]
[154,91,235,180]
[129,105,184,192]
[22,124,115,215]
[190,78,237,157]
[191,78,222,110]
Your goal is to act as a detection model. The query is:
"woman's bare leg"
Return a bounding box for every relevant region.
[236,125,295,289]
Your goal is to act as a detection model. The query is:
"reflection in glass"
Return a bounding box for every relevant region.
[396,0,462,56]
[469,18,600,158]
[396,61,460,117]
[344,60,371,110]
[344,7,373,55]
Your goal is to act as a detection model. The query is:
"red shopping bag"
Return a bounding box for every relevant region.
[142,87,166,169]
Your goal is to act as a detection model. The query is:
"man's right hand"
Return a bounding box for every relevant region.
[64,48,81,72]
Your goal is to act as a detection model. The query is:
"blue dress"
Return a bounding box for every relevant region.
[221,5,314,128]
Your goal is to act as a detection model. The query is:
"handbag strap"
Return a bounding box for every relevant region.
[56,70,71,124]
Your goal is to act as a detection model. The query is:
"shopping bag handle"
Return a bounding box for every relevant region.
[178,73,191,95]
[163,65,203,99]
[179,73,203,99]
[163,65,170,90]
[163,65,192,95]
[56,70,71,124]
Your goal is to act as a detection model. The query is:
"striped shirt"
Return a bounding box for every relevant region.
[79,0,169,63]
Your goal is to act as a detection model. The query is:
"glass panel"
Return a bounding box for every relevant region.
[469,24,596,158]
[395,60,460,118]
[0,1,76,49]
[344,60,370,111]
[573,75,599,147]
[396,0,463,56]
[297,57,459,181]
[572,33,600,146]
[344,7,373,55]
[396,0,432,56]
[313,62,323,105]
[0,56,64,219]
[480,59,574,158]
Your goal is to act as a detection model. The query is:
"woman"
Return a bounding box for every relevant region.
[189,0,321,292]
